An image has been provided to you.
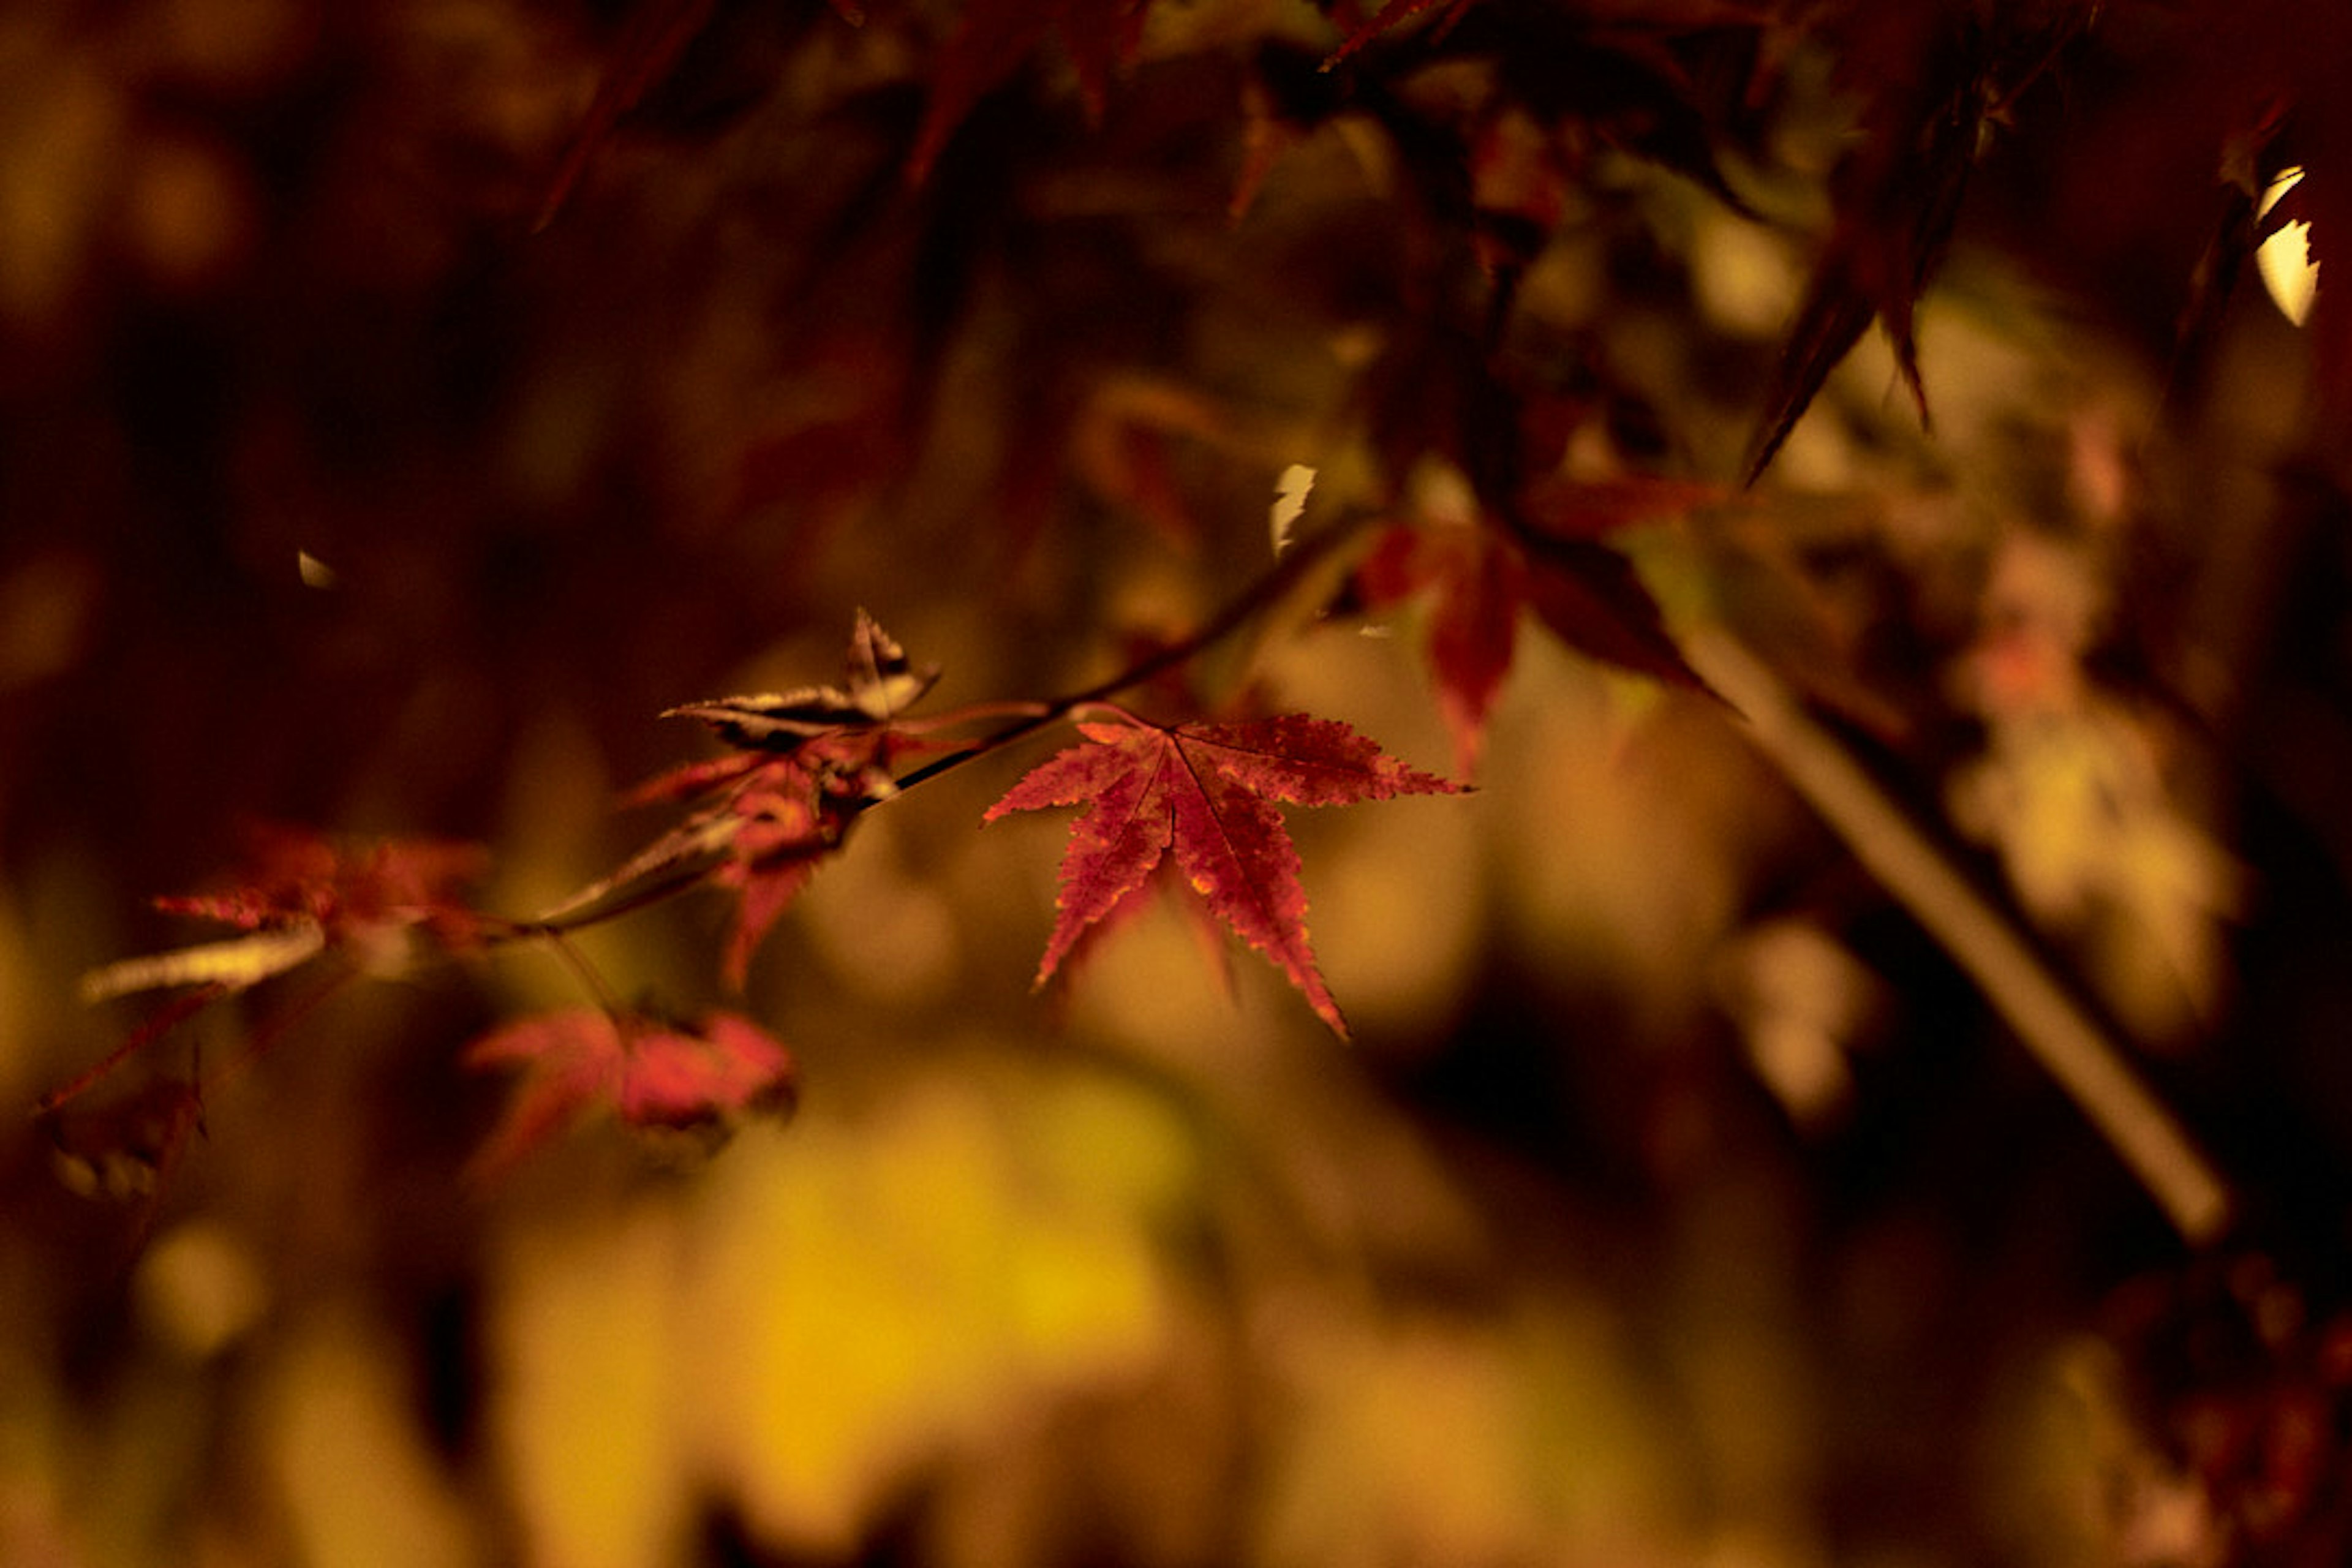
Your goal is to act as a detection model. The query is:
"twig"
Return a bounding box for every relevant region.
[508,516,1376,941]
[883,514,1374,797]
[1685,626,2233,1246]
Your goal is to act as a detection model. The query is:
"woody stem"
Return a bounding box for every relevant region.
[883,516,1373,799]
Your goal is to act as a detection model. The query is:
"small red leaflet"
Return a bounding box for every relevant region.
[465,1007,796,1175]
[80,824,489,1003]
[984,712,1460,1037]
[547,612,943,986]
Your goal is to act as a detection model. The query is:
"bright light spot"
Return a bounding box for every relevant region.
[1270,463,1316,556]
[1406,457,1478,527]
[297,549,339,589]
[2258,167,2318,327]
[137,1221,268,1358]
[1691,210,1799,338]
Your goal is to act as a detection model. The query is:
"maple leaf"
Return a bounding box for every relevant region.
[1741,2,2092,484]
[80,825,488,1002]
[465,1007,796,1175]
[709,758,839,986]
[1359,523,1525,780]
[1358,476,1719,775]
[546,614,941,983]
[57,827,488,1142]
[544,748,857,987]
[984,713,1460,1036]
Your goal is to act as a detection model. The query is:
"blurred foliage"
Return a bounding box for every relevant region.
[10,1,2352,1566]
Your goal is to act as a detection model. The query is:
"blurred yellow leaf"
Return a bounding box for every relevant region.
[491,1202,690,1568]
[685,1069,1178,1551]
[266,1308,483,1568]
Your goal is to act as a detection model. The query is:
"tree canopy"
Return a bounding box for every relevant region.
[7,1,2352,1564]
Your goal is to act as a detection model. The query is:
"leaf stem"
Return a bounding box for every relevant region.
[544,928,627,1020]
[36,984,228,1115]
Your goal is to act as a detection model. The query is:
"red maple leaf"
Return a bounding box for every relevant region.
[708,756,840,986]
[81,824,489,1003]
[1358,477,1718,776]
[1359,524,1525,780]
[983,713,1460,1036]
[547,612,944,984]
[551,747,859,987]
[1740,4,2094,483]
[57,826,490,1136]
[466,1007,796,1175]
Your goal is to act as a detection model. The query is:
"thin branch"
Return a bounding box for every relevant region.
[36,984,228,1115]
[886,514,1374,797]
[542,928,627,1018]
[497,516,1376,943]
[1684,626,2233,1247]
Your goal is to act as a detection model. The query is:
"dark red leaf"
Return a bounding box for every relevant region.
[714,773,834,987]
[466,1007,795,1175]
[1520,476,1723,543]
[548,614,946,976]
[1362,473,1716,771]
[1517,532,1708,695]
[83,826,489,1004]
[1741,4,2092,483]
[545,752,850,983]
[1359,524,1524,778]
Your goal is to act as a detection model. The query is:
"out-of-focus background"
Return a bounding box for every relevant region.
[6,1,2352,1564]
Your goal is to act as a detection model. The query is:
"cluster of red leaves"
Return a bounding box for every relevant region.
[51,617,932,1181]
[78,824,489,1006]
[985,712,1460,1037]
[51,594,1491,1183]
[48,827,491,1137]
[593,736,890,989]
[55,813,807,1177]
[466,1007,795,1177]
[536,0,870,227]
[153,824,486,949]
[543,0,2352,503]
[562,611,943,986]
[1738,1,2108,481]
[543,0,1155,221]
